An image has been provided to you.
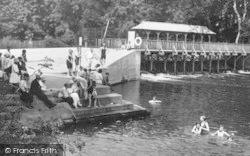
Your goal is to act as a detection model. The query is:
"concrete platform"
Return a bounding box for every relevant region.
[96,93,122,106]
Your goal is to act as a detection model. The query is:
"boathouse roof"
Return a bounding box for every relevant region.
[131,21,216,35]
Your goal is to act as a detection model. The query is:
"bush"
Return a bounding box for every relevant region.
[44,36,69,47]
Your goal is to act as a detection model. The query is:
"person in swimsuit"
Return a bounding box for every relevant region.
[66,49,74,76]
[191,123,202,134]
[200,116,210,134]
[211,125,233,140]
[100,43,107,67]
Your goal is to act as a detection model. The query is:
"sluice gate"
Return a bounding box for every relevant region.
[140,42,250,74]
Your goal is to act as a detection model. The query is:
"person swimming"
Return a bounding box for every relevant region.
[149,96,162,103]
[211,125,233,141]
[191,123,202,134]
[200,116,210,134]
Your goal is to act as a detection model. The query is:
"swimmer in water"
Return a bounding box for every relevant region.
[152,96,157,101]
[200,115,210,134]
[191,123,202,134]
[211,125,233,141]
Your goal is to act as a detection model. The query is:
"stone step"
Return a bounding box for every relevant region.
[96,93,122,106]
[96,85,111,95]
[73,103,134,119]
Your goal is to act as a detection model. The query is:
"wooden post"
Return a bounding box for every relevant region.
[150,56,154,72]
[201,35,204,43]
[224,56,227,72]
[164,59,167,73]
[184,34,188,42]
[175,34,179,42]
[209,55,212,74]
[217,57,220,73]
[146,31,151,40]
[242,56,245,71]
[183,55,186,74]
[208,35,211,43]
[166,33,169,41]
[192,34,195,43]
[200,55,204,73]
[174,56,177,75]
[156,32,160,41]
[233,56,237,72]
[192,56,195,74]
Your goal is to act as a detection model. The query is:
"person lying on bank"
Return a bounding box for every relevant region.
[30,73,56,109]
[211,125,234,141]
[19,73,33,109]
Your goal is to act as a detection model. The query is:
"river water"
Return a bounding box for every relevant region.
[70,73,250,156]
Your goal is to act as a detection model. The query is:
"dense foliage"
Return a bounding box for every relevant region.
[0,0,249,44]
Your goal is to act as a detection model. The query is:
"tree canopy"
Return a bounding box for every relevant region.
[0,0,249,44]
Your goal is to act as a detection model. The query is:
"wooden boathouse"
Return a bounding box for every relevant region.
[101,21,250,74]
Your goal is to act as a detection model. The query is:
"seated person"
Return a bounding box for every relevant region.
[58,83,73,106]
[211,125,233,141]
[30,73,56,108]
[19,73,33,109]
[191,123,202,134]
[200,116,210,134]
[68,80,82,109]
[78,66,87,78]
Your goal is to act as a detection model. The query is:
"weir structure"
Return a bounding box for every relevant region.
[101,21,250,75]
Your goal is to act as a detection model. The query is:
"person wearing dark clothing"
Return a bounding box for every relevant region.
[22,49,27,62]
[66,49,74,76]
[100,43,107,66]
[19,73,33,109]
[30,74,56,108]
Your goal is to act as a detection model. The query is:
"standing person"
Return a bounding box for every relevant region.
[72,76,88,100]
[9,58,21,89]
[2,53,11,80]
[200,116,210,134]
[30,73,56,108]
[85,48,93,69]
[66,49,74,76]
[102,72,110,86]
[100,43,107,67]
[75,47,81,75]
[19,73,33,109]
[22,49,27,62]
[0,52,2,70]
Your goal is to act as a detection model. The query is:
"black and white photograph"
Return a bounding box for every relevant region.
[0,0,250,155]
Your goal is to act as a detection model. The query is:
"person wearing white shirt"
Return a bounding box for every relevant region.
[94,69,103,84]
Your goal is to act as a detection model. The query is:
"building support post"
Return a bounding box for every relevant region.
[150,56,154,72]
[242,56,246,71]
[146,31,151,40]
[184,34,188,42]
[183,55,186,74]
[175,34,179,42]
[209,55,212,74]
[192,56,195,74]
[217,57,220,73]
[208,35,211,43]
[192,34,195,43]
[174,56,177,75]
[164,59,167,73]
[201,35,204,43]
[224,56,228,72]
[200,55,204,73]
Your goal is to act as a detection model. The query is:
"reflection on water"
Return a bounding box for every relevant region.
[71,74,250,156]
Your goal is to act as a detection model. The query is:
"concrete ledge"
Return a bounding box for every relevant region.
[73,103,134,119]
[96,93,122,106]
[96,85,111,95]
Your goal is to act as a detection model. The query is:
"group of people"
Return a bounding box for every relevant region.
[66,43,107,76]
[0,49,28,89]
[0,48,57,109]
[191,116,234,141]
[59,64,110,109]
